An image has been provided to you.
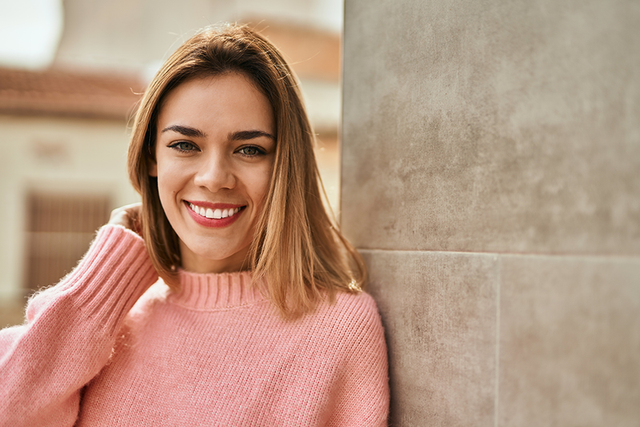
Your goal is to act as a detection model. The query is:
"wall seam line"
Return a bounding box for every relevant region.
[358,248,640,262]
[494,255,501,427]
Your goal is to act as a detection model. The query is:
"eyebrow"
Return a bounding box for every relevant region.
[161,125,206,138]
[229,130,275,141]
[160,126,273,141]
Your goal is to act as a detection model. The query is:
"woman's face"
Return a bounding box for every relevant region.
[150,73,275,274]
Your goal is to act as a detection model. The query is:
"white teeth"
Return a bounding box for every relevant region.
[190,203,241,219]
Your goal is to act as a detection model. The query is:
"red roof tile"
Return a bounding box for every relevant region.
[0,67,145,120]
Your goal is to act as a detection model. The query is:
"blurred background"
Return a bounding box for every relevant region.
[0,0,343,327]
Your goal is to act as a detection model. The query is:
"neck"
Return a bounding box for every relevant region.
[179,241,251,274]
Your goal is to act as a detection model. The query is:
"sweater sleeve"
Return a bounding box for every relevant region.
[327,293,390,427]
[0,225,158,427]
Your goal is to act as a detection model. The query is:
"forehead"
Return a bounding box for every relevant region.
[156,73,275,132]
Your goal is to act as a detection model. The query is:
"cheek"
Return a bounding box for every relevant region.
[154,178,174,223]
[155,166,172,198]
[155,162,185,210]
[248,165,273,207]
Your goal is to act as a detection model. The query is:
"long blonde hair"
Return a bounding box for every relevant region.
[128,24,366,318]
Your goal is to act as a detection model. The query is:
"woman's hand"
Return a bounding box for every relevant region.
[109,203,143,235]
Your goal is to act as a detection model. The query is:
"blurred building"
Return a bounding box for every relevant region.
[0,67,144,325]
[0,0,342,327]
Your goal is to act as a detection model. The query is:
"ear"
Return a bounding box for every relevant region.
[147,156,158,177]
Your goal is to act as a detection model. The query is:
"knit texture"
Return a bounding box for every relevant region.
[0,225,389,426]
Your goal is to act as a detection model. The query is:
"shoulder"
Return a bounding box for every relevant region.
[126,280,171,321]
[332,290,382,323]
[334,290,382,320]
[113,280,169,350]
[312,291,386,349]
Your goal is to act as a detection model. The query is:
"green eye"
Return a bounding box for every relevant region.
[169,141,197,152]
[238,146,265,156]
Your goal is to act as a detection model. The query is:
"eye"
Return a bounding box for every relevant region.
[168,141,199,153]
[237,145,266,157]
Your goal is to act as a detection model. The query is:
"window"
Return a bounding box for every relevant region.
[24,192,111,293]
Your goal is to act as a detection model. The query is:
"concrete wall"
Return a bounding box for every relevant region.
[341,0,640,425]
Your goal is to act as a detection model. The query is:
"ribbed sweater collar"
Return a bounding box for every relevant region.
[168,270,266,310]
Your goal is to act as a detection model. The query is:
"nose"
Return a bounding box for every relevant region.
[193,151,237,192]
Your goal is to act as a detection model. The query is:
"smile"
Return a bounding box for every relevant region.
[188,203,243,219]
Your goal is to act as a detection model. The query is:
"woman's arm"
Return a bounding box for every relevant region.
[0,207,158,427]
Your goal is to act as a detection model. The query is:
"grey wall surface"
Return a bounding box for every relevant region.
[341,0,640,425]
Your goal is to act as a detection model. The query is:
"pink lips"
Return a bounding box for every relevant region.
[184,201,245,228]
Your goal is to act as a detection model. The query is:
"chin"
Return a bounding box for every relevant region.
[179,237,252,273]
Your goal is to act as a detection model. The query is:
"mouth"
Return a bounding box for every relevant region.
[187,202,245,220]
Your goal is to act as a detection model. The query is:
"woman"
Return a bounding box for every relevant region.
[0,24,389,426]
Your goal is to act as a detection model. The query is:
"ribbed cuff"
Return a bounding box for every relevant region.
[56,224,158,333]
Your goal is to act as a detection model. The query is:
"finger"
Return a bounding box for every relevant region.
[109,203,142,231]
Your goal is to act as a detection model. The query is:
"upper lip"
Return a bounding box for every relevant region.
[184,200,245,209]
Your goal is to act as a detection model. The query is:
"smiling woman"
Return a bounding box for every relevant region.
[150,74,276,275]
[0,24,389,426]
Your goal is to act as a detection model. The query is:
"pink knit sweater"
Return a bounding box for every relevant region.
[0,225,389,426]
